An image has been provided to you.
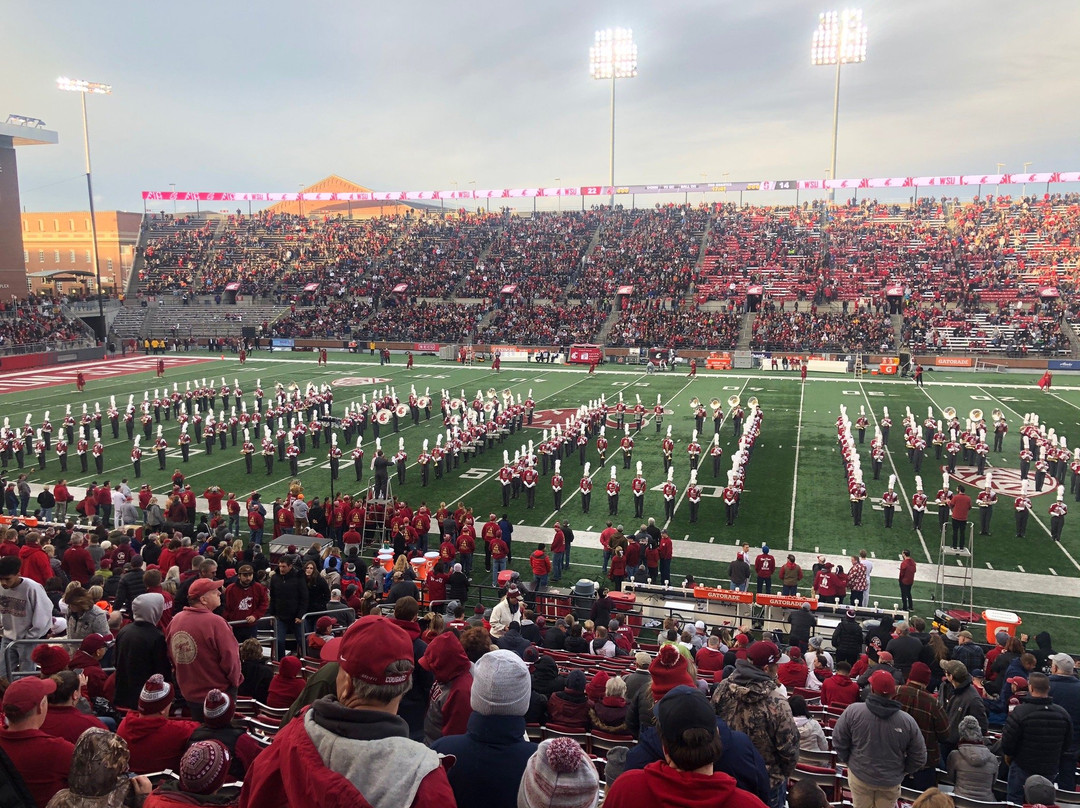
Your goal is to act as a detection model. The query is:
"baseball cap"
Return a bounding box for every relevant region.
[876,651,894,664]
[957,630,973,640]
[316,616,338,631]
[338,615,414,685]
[655,685,717,748]
[746,640,780,668]
[869,669,897,696]
[2,676,56,713]
[940,659,970,683]
[1007,676,1029,690]
[189,578,224,600]
[1050,653,1075,674]
[79,633,114,655]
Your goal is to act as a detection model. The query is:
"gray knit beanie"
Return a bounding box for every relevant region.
[470,649,532,716]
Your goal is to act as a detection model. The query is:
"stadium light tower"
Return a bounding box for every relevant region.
[590,27,637,208]
[811,10,868,200]
[57,76,110,335]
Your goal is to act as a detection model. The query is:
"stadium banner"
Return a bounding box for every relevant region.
[271,338,295,349]
[616,285,634,295]
[935,356,973,368]
[391,283,408,293]
[500,284,518,295]
[1048,359,1080,371]
[142,170,1080,203]
[885,285,904,296]
[567,344,604,365]
[806,359,848,374]
[756,593,819,610]
[303,282,319,292]
[414,343,440,352]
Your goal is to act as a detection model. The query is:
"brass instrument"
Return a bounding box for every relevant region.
[689,397,701,408]
[942,406,957,420]
[486,387,497,400]
[747,396,759,409]
[710,398,722,409]
[417,396,431,409]
[450,398,463,412]
[991,408,1004,422]
[969,408,983,422]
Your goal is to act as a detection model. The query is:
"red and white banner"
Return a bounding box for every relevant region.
[886,285,904,296]
[500,284,518,295]
[616,285,634,295]
[392,283,408,293]
[143,170,1080,204]
[303,282,319,292]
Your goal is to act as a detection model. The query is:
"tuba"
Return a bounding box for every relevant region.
[728,395,741,408]
[376,409,392,425]
[689,397,701,408]
[991,408,1004,422]
[710,398,722,409]
[942,406,957,420]
[486,387,497,400]
[747,396,759,409]
[969,408,983,422]
[395,403,410,418]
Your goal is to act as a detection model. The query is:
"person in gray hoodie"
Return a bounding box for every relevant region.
[946,715,998,802]
[832,669,926,808]
[113,592,170,709]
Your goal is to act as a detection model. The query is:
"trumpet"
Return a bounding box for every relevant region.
[376,409,392,425]
[969,408,983,422]
[417,396,431,409]
[991,408,1004,422]
[728,395,741,408]
[395,403,410,418]
[943,406,957,420]
[710,398,722,409]
[747,396,759,409]
[690,397,701,408]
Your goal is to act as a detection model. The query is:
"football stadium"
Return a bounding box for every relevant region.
[2,4,1079,808]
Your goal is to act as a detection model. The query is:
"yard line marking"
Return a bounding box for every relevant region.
[969,386,1080,574]
[1049,567,1058,576]
[1017,565,1025,573]
[985,562,993,569]
[859,383,933,563]
[787,378,806,551]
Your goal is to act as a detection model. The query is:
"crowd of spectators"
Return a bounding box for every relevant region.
[0,298,88,349]
[608,300,741,349]
[902,301,1070,355]
[460,211,601,301]
[750,304,896,352]
[477,302,610,346]
[269,296,375,340]
[365,301,486,342]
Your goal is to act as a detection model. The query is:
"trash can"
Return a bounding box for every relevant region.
[981,609,1022,644]
[571,579,597,621]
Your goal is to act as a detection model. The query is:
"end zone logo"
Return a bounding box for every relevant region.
[332,377,391,387]
[945,466,1058,498]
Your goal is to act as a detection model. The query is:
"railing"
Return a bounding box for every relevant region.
[0,337,95,356]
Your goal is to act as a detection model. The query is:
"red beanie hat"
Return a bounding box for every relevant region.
[277,655,302,679]
[650,644,693,700]
[31,644,70,677]
[907,661,932,687]
[586,671,610,702]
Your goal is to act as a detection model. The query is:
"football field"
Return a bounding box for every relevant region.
[6,351,1079,647]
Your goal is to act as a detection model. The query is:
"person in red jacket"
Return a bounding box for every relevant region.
[530,543,552,590]
[18,531,54,585]
[239,615,456,808]
[202,486,224,517]
[117,674,200,774]
[419,630,473,744]
[40,669,108,743]
[61,533,96,585]
[166,578,242,718]
[754,545,776,594]
[898,549,916,612]
[820,660,860,709]
[68,632,112,702]
[777,646,810,690]
[695,635,727,677]
[0,677,76,808]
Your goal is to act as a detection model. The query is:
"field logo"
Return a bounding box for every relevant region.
[526,408,583,429]
[945,465,1057,497]
[332,377,391,387]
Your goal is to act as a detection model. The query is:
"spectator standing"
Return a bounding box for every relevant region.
[951,630,985,673]
[898,550,916,611]
[894,662,949,790]
[1000,671,1074,804]
[432,649,538,808]
[938,660,988,756]
[113,593,170,710]
[419,630,473,744]
[1048,652,1080,790]
[268,554,308,659]
[945,716,998,802]
[711,641,799,808]
[832,670,926,808]
[166,578,242,718]
[0,555,53,680]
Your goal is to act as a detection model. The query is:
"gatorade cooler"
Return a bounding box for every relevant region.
[608,590,642,637]
[982,609,1022,644]
[498,569,516,588]
[423,551,440,577]
[378,552,394,573]
[410,557,428,581]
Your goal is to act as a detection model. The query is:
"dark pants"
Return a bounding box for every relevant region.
[951,518,967,549]
[899,583,913,611]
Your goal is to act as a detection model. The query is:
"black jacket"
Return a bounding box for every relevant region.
[113,619,171,710]
[269,568,309,621]
[1001,695,1074,777]
[531,656,567,696]
[446,571,469,603]
[114,568,147,615]
[832,617,864,658]
[886,633,925,675]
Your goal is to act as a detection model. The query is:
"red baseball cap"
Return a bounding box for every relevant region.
[869,669,898,696]
[337,615,414,685]
[79,633,114,655]
[189,578,224,600]
[3,677,56,713]
[746,640,780,668]
[316,616,338,631]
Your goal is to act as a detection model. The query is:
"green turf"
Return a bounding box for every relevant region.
[7,352,1078,644]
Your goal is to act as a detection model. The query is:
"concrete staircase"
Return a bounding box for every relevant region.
[736,310,756,350]
[891,313,905,350]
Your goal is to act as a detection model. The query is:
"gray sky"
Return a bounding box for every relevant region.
[7,0,1080,212]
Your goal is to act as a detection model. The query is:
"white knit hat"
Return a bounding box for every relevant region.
[470,649,531,716]
[517,737,600,808]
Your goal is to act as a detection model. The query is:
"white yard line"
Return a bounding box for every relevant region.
[787,378,806,551]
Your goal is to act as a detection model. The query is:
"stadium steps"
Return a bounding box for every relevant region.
[891,313,904,349]
[109,305,150,341]
[596,306,621,345]
[736,309,756,350]
[449,220,506,297]
[1064,316,1080,357]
